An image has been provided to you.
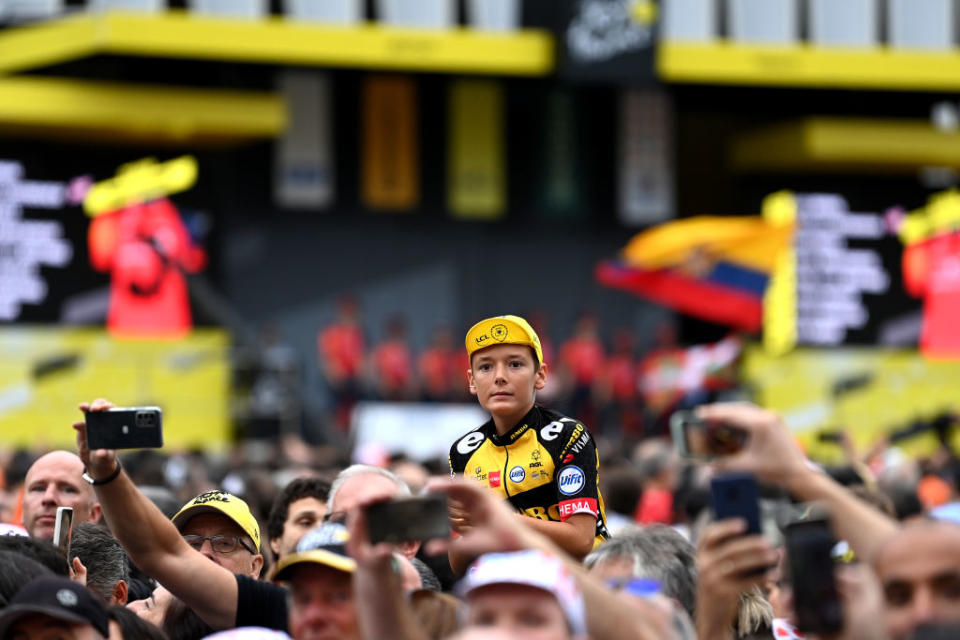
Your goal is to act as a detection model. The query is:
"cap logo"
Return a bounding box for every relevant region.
[191,490,230,505]
[476,334,489,344]
[56,589,78,607]
[491,324,508,342]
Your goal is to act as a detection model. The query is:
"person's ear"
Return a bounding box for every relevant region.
[90,502,103,525]
[251,554,264,580]
[534,363,547,391]
[112,579,128,606]
[269,537,281,560]
[467,369,478,396]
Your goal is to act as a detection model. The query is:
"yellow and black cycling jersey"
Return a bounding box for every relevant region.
[448,405,609,549]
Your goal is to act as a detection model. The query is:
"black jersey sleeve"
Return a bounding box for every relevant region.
[552,419,602,522]
[449,428,487,476]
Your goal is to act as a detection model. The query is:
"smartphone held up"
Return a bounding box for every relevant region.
[365,494,450,545]
[670,410,747,460]
[53,506,73,558]
[85,407,163,450]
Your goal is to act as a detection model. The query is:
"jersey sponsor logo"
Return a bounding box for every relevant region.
[562,425,584,452]
[508,424,529,442]
[509,465,525,483]
[563,454,574,463]
[523,504,561,521]
[558,497,598,519]
[489,470,501,487]
[540,417,575,441]
[557,465,585,495]
[569,433,590,455]
[457,431,486,455]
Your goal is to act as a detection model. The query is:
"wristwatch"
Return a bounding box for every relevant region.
[82,460,122,485]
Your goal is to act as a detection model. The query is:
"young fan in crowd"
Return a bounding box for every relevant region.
[448,315,609,574]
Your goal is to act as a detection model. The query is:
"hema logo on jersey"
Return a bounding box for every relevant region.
[557,465,585,495]
[509,466,526,483]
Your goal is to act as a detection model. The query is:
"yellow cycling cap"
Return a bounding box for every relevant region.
[172,490,261,551]
[465,315,543,365]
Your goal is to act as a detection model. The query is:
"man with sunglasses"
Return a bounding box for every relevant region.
[172,490,264,580]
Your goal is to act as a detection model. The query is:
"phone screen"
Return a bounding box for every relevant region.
[671,411,748,460]
[53,507,74,558]
[365,494,450,545]
[785,518,843,634]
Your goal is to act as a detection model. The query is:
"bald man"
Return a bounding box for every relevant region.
[873,520,960,639]
[22,451,102,539]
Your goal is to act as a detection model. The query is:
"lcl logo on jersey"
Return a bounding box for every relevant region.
[557,465,585,495]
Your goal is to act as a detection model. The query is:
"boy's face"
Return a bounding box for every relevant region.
[469,344,546,419]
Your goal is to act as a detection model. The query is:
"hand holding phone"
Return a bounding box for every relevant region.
[671,411,748,460]
[85,407,163,450]
[364,494,450,545]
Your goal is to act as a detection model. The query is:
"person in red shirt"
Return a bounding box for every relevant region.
[317,298,366,430]
[597,329,641,438]
[558,313,606,429]
[418,328,458,402]
[370,316,414,401]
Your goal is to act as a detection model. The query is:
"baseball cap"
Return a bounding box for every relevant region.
[465,315,543,365]
[172,490,261,552]
[270,522,356,581]
[0,576,110,639]
[457,550,585,636]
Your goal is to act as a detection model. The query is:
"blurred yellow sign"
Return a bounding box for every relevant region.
[899,189,960,245]
[0,327,230,450]
[84,156,198,217]
[448,79,506,220]
[743,344,960,463]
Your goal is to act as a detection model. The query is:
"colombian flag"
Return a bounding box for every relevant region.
[596,216,793,332]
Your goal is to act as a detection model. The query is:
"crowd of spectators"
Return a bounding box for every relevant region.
[2,395,960,639]
[317,301,697,436]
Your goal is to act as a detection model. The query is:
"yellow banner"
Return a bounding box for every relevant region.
[743,345,960,462]
[361,75,419,211]
[447,79,505,220]
[0,328,230,450]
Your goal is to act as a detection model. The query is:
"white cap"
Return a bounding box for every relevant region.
[457,550,586,636]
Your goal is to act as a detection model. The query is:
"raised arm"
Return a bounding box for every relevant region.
[699,403,899,563]
[74,399,240,630]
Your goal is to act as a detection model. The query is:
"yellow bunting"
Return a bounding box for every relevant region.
[84,156,198,217]
[447,79,505,220]
[361,75,419,211]
[762,190,798,356]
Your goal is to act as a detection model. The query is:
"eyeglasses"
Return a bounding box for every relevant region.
[322,511,347,524]
[183,534,255,555]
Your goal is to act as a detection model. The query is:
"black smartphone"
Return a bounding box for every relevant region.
[85,407,163,450]
[671,411,748,460]
[784,518,843,635]
[53,506,73,558]
[710,472,761,535]
[365,494,450,545]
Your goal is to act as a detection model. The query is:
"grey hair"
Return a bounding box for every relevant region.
[584,525,697,618]
[327,464,412,511]
[69,522,129,603]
